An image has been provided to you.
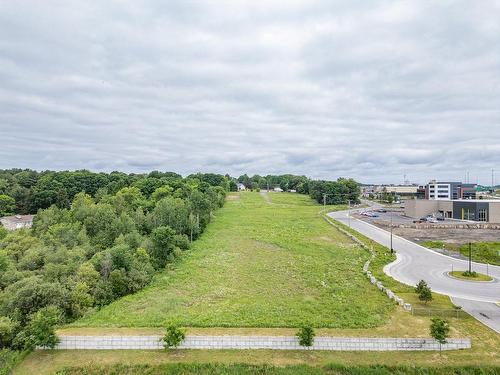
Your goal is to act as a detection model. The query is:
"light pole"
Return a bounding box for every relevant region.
[468,242,472,273]
[348,200,351,228]
[390,210,394,254]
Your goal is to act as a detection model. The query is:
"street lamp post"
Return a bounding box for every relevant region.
[468,242,472,273]
[390,210,394,254]
[348,200,351,228]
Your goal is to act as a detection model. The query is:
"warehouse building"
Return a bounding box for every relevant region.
[405,199,500,222]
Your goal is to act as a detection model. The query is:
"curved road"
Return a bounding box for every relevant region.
[328,207,500,333]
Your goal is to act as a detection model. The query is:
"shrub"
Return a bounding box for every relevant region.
[14,305,62,350]
[162,325,185,349]
[296,326,315,347]
[462,270,477,277]
[0,317,16,348]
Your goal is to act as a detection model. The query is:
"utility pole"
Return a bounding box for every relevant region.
[468,242,472,273]
[390,210,394,254]
[492,169,495,193]
[323,193,326,208]
[348,200,351,228]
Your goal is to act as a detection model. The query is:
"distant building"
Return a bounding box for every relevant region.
[237,183,246,191]
[361,184,420,199]
[273,187,283,192]
[0,214,35,231]
[382,185,419,196]
[425,181,477,200]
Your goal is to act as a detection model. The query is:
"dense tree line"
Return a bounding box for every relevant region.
[235,174,310,193]
[235,174,359,205]
[0,171,226,351]
[0,169,230,215]
[309,178,360,205]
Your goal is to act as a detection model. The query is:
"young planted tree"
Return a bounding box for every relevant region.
[415,280,433,304]
[415,280,428,294]
[418,285,433,304]
[296,326,315,347]
[430,318,450,352]
[162,324,186,350]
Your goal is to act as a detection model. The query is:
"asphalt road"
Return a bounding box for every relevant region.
[327,207,500,333]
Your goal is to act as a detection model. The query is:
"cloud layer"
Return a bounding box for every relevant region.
[1,1,499,184]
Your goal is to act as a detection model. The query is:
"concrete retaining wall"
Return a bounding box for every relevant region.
[54,335,471,351]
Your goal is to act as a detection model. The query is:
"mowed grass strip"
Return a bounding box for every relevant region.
[74,192,393,328]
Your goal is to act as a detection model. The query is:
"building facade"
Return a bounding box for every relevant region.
[405,199,500,222]
[425,181,477,200]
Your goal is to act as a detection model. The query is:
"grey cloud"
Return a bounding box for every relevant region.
[0,1,499,184]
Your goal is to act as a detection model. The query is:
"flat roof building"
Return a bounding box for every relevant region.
[405,199,500,222]
[425,181,477,200]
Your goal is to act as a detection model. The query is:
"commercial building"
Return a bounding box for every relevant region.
[425,181,477,200]
[361,184,421,199]
[405,199,500,222]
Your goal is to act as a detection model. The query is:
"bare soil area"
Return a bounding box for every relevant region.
[393,227,500,244]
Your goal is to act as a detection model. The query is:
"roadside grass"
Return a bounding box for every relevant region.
[40,363,500,375]
[72,192,393,328]
[449,271,493,282]
[421,241,500,266]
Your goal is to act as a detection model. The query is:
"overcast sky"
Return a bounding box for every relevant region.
[1,1,499,184]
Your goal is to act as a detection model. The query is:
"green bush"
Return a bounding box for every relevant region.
[162,325,185,349]
[296,326,315,347]
[14,305,62,350]
[0,316,16,348]
[462,270,477,277]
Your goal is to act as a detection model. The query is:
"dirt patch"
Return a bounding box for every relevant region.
[253,240,282,251]
[227,194,240,201]
[316,236,334,242]
[392,227,500,244]
[260,190,272,203]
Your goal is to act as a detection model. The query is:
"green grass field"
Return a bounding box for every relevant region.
[73,192,393,328]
